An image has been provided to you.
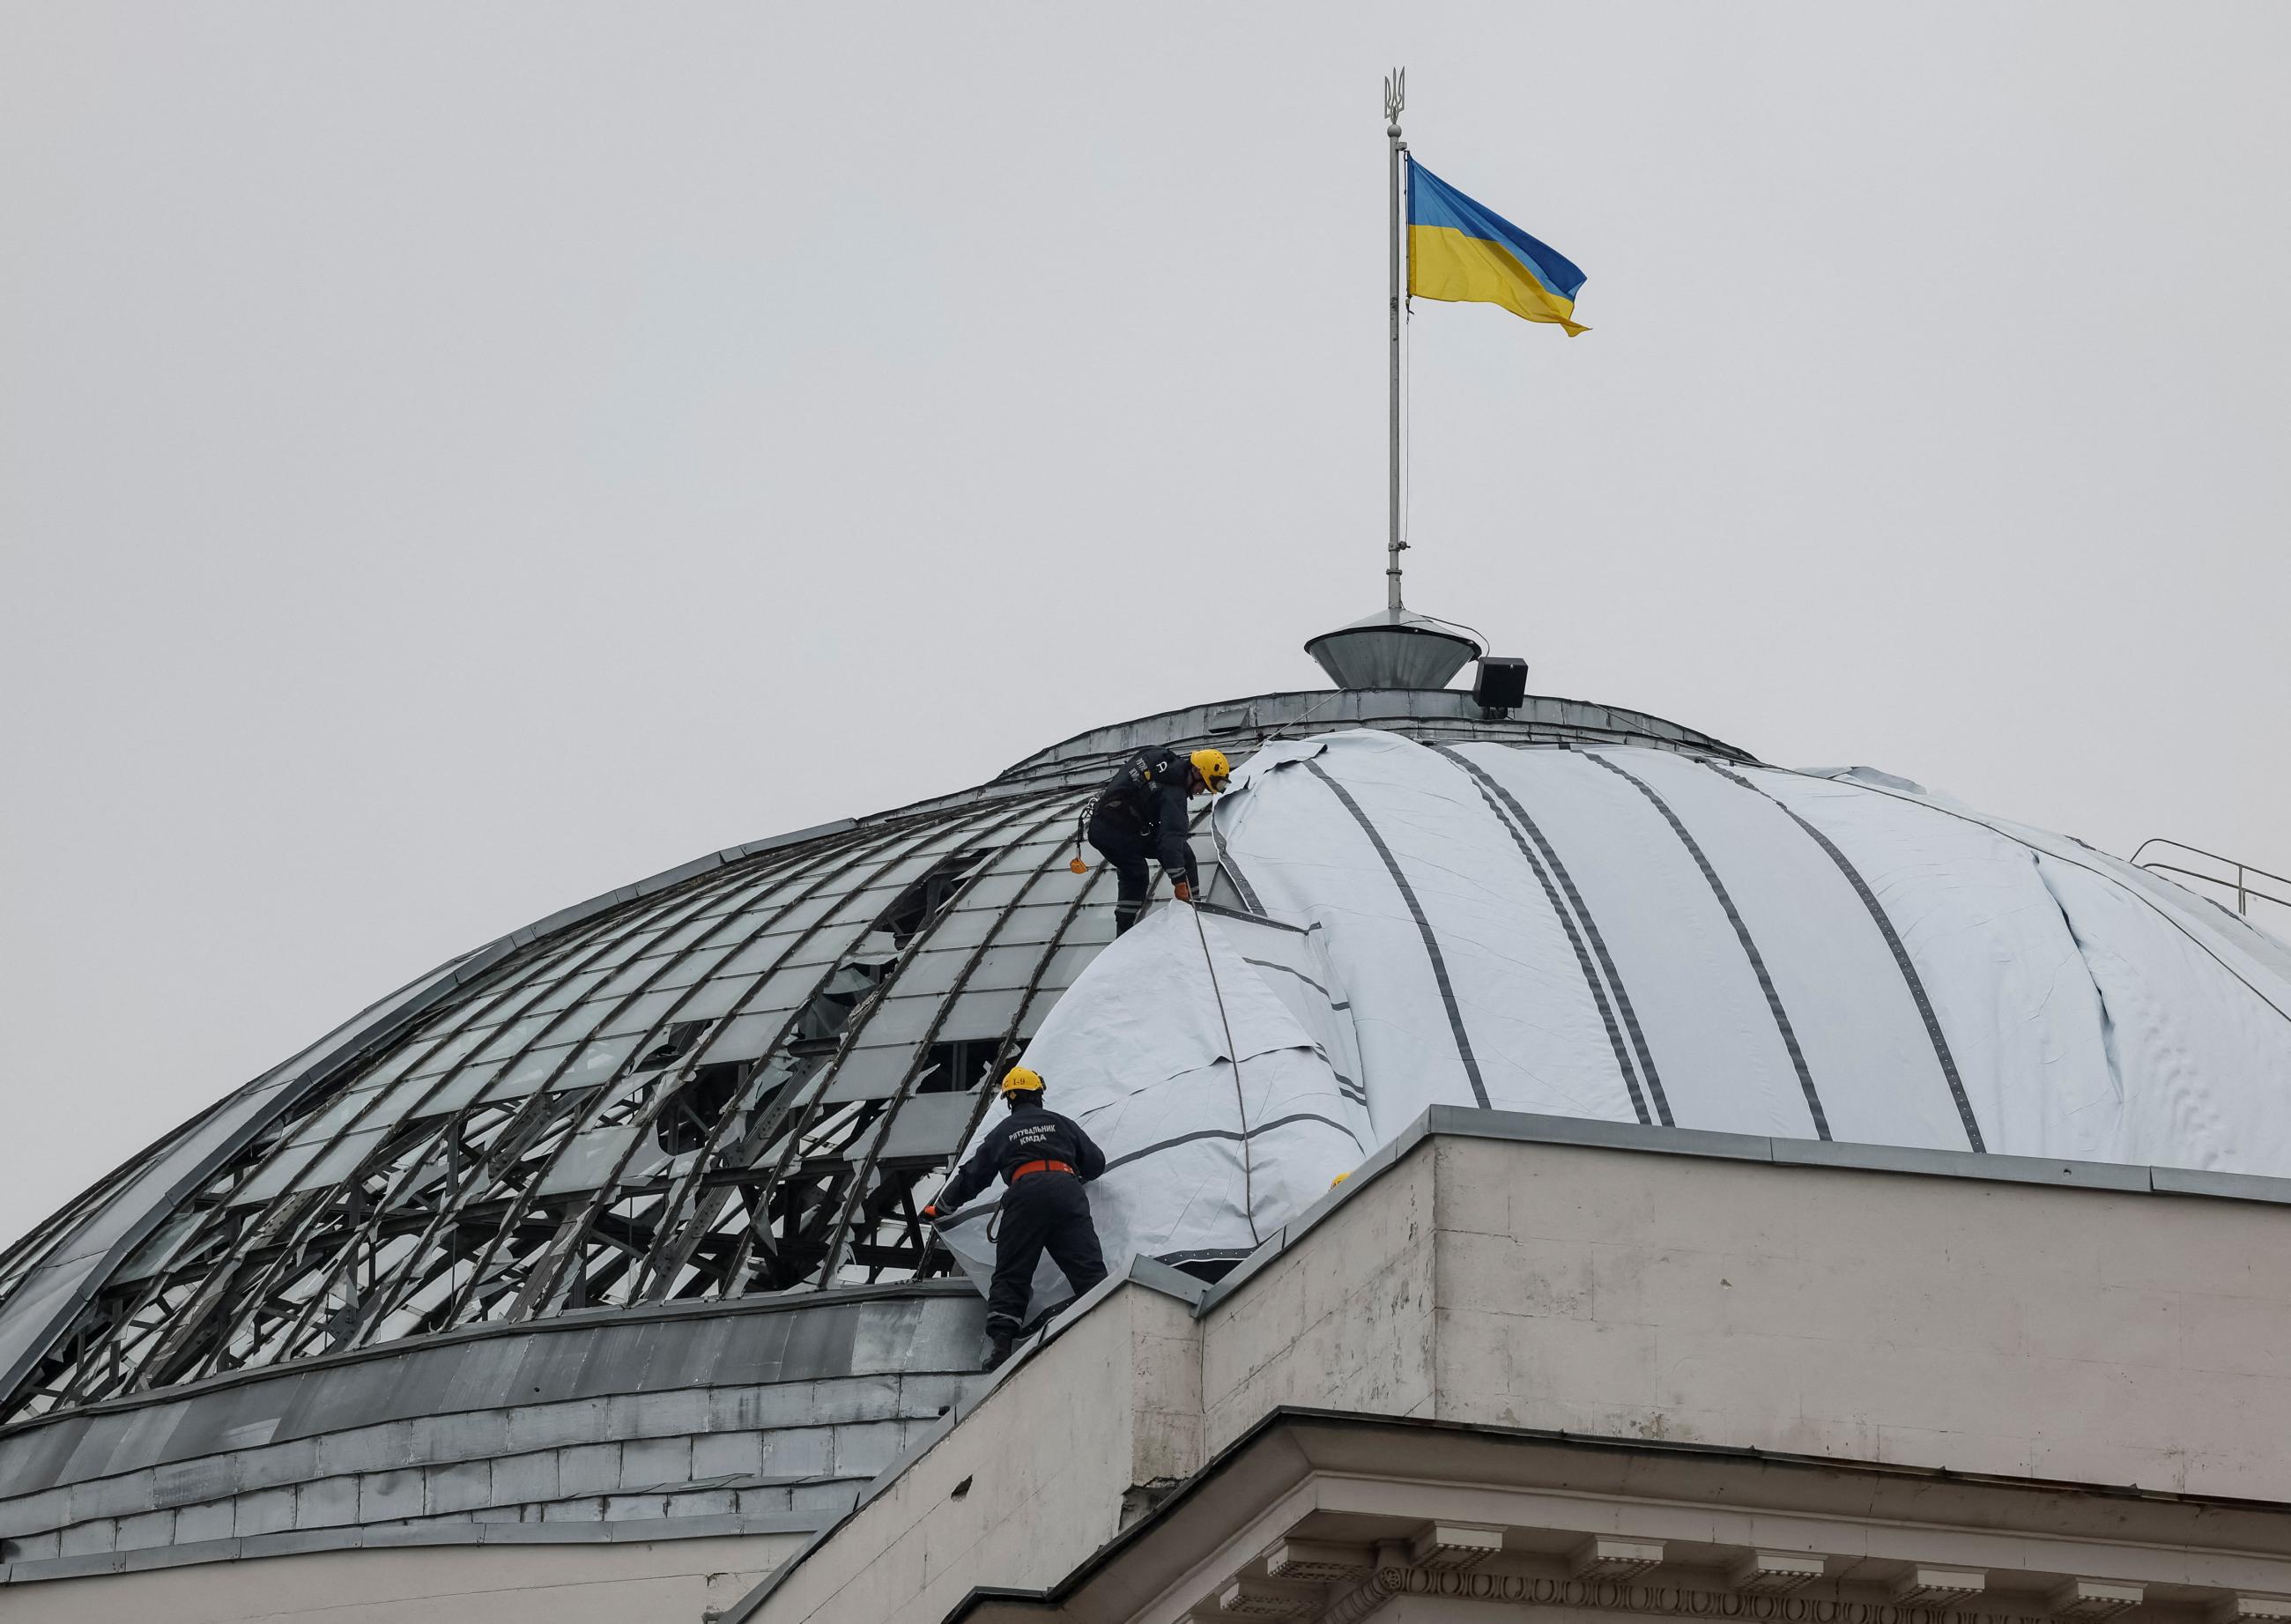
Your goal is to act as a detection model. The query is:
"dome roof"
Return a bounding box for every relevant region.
[0,688,1742,1424]
[14,682,2280,1429]
[931,730,2291,1322]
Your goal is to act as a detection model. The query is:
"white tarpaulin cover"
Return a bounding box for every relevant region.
[944,730,2291,1321]
[938,901,1368,1311]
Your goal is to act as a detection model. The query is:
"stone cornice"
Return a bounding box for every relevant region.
[1326,1567,2060,1624]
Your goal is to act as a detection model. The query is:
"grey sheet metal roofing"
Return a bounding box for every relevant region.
[0,687,1752,1427]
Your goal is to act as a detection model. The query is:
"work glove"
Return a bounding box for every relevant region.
[920,1204,941,1223]
[1172,880,1192,904]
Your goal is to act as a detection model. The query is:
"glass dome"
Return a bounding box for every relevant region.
[0,687,1744,1423]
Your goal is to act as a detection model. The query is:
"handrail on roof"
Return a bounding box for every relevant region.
[2132,838,2291,918]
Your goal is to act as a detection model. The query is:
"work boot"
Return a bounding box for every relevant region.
[982,1327,1015,1373]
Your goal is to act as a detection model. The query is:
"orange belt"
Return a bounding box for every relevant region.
[1010,1159,1076,1182]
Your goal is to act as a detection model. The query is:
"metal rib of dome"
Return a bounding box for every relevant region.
[0,689,1751,1424]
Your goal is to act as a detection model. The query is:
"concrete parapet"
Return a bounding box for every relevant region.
[735,1120,2291,1624]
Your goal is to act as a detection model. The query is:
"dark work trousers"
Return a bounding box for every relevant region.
[985,1172,1107,1332]
[1086,813,1153,936]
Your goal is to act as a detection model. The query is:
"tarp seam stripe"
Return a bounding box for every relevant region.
[2027,853,2131,1117]
[1582,750,1831,1140]
[1301,758,1491,1109]
[1451,758,1650,1124]
[1439,742,1672,1126]
[1473,770,1650,1125]
[1768,768,2291,1030]
[1431,743,1654,1126]
[934,1110,1364,1227]
[1695,760,1986,1153]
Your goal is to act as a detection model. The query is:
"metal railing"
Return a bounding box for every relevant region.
[2132,838,2291,919]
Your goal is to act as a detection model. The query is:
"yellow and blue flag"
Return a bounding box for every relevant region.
[1407,162,1588,336]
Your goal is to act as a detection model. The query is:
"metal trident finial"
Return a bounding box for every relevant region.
[1383,66,1405,130]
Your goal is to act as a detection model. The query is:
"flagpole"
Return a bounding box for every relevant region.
[1384,69,1407,612]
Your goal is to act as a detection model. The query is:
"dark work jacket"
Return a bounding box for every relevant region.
[1088,747,1197,886]
[940,1101,1107,1209]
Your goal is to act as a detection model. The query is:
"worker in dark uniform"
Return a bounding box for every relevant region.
[922,1065,1108,1371]
[1077,746,1233,934]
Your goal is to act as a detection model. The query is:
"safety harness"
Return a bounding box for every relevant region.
[984,1158,1079,1242]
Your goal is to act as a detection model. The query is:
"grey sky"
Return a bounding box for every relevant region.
[4,4,2287,1246]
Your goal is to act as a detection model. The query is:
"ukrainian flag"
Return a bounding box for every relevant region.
[1407,161,1588,336]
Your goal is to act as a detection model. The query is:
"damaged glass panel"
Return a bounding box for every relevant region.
[716,935,803,978]
[650,914,730,955]
[694,1011,783,1068]
[851,995,941,1046]
[917,1038,1003,1094]
[856,1093,978,1163]
[284,1125,391,1195]
[819,1048,920,1104]
[529,969,612,1014]
[490,1042,579,1097]
[110,1212,203,1286]
[543,1034,643,1093]
[873,848,993,945]
[533,1000,614,1047]
[396,1061,504,1119]
[1038,942,1104,991]
[650,1059,763,1154]
[599,990,686,1038]
[352,1042,431,1094]
[404,1026,493,1080]
[535,1124,664,1198]
[983,904,1070,947]
[938,987,1025,1038]
[625,1020,709,1075]
[951,871,1030,912]
[960,945,1046,993]
[0,775,1154,1413]
[472,1014,556,1063]
[912,907,999,952]
[671,974,766,1022]
[642,944,738,990]
[226,1141,327,1207]
[277,1086,374,1150]
[887,949,967,999]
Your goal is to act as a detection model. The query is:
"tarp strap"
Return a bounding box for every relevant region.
[1190,903,1262,1245]
[936,1106,1368,1226]
[1219,849,1267,915]
[1434,744,1664,1127]
[1242,958,1333,999]
[1698,760,1986,1153]
[1102,1109,1366,1174]
[1581,750,1833,1141]
[1304,758,1492,1109]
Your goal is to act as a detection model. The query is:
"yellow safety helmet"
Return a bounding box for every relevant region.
[1190,749,1233,795]
[999,1064,1046,1096]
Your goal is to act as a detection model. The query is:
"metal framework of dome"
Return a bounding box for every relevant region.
[0,687,1744,1425]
